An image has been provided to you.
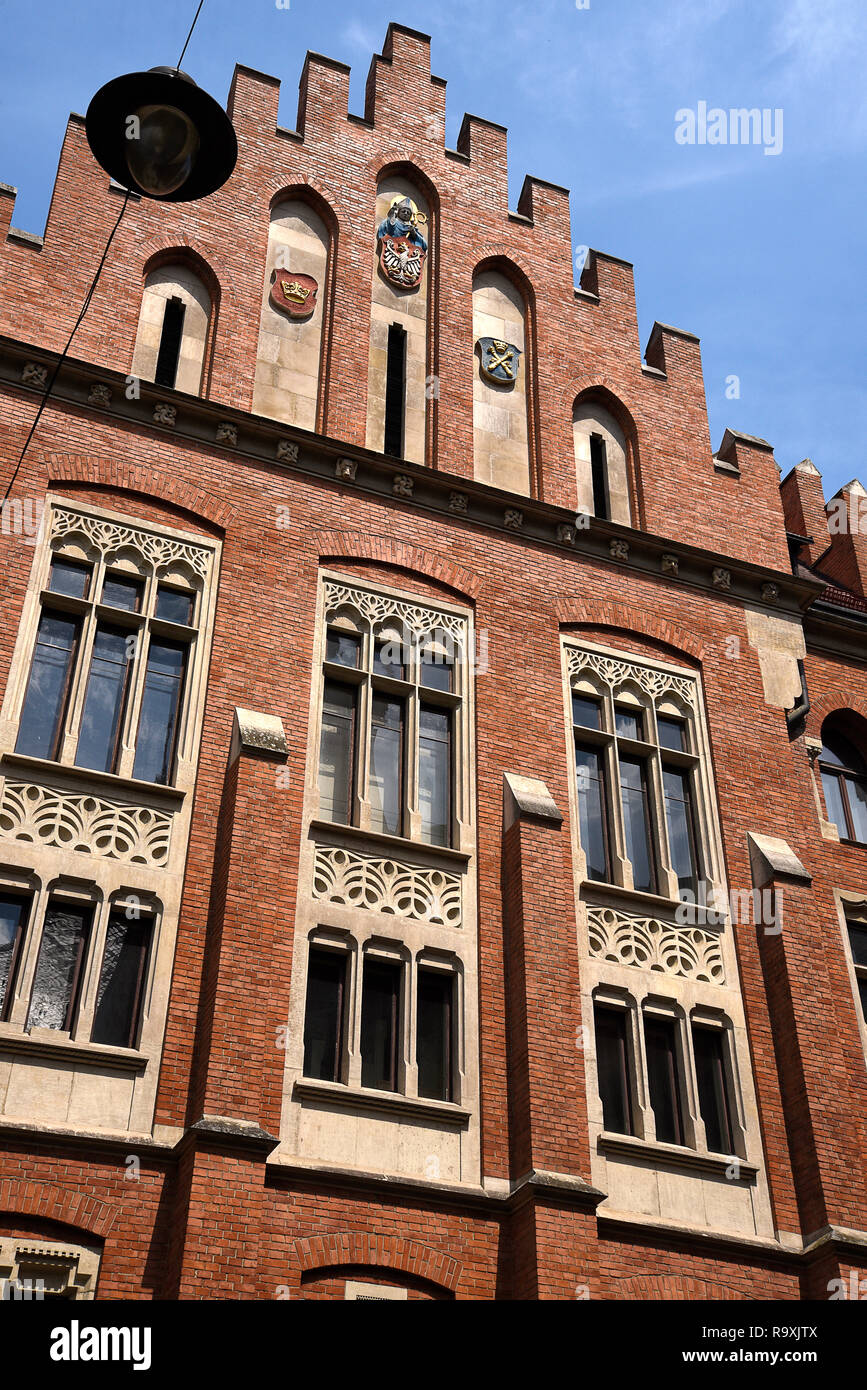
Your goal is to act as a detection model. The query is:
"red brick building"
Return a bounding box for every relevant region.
[0,23,864,1300]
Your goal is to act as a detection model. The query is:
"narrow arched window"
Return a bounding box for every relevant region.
[131,263,211,395]
[819,716,867,844]
[573,399,632,525]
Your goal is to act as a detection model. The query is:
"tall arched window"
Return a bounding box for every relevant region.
[819,715,867,844]
[472,267,530,495]
[366,173,432,465]
[572,398,632,526]
[253,195,331,429]
[131,262,212,395]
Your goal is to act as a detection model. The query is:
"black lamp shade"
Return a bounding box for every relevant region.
[85,68,237,202]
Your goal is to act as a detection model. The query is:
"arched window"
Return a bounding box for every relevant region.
[253,195,331,428]
[819,715,867,844]
[472,267,530,495]
[573,398,632,525]
[131,262,212,395]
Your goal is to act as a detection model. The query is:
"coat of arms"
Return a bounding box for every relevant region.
[270,270,318,319]
[377,196,428,289]
[477,337,521,385]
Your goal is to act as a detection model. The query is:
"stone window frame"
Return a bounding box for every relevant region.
[298,923,465,1105]
[312,572,473,854]
[562,639,724,904]
[0,1235,100,1299]
[834,890,867,1070]
[561,638,774,1230]
[0,497,216,792]
[592,983,748,1160]
[0,496,221,1137]
[0,870,162,1059]
[276,570,480,1186]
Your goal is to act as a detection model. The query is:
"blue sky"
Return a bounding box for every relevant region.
[1,0,864,502]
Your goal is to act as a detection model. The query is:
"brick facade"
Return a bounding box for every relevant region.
[0,22,864,1300]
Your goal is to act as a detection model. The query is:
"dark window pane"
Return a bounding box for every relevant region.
[572,695,601,729]
[303,949,346,1082]
[576,743,609,882]
[384,323,406,458]
[132,640,186,784]
[417,969,453,1101]
[848,923,867,969]
[325,629,360,668]
[419,705,450,847]
[0,895,28,1019]
[102,574,143,612]
[369,695,403,836]
[92,912,151,1048]
[27,904,91,1032]
[692,1026,734,1154]
[662,765,699,897]
[318,681,355,824]
[419,638,454,692]
[16,611,79,760]
[48,558,90,598]
[846,776,867,843]
[657,716,686,752]
[620,756,655,894]
[590,432,609,520]
[154,295,185,388]
[155,586,194,626]
[615,707,643,740]
[75,626,133,773]
[360,959,401,1091]
[644,1016,683,1145]
[373,637,405,680]
[858,975,867,1022]
[821,770,849,839]
[594,1005,633,1135]
[821,727,867,773]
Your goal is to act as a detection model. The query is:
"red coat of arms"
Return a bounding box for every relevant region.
[378,235,426,290]
[270,270,318,319]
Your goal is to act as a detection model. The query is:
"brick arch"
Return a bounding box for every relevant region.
[607,1273,755,1300]
[806,691,867,743]
[475,241,536,287]
[316,529,481,600]
[556,598,706,661]
[136,235,230,297]
[0,1180,117,1239]
[45,453,234,532]
[294,1232,460,1293]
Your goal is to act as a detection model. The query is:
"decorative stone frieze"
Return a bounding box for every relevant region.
[313,843,462,926]
[216,421,238,446]
[587,904,725,984]
[277,439,299,462]
[324,579,466,642]
[50,505,211,579]
[87,383,112,407]
[566,647,697,706]
[0,779,173,867]
[393,474,414,498]
[153,402,176,426]
[335,458,357,481]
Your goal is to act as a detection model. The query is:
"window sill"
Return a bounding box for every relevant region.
[0,1026,148,1072]
[0,752,185,809]
[598,1131,756,1180]
[309,818,470,866]
[294,1077,471,1127]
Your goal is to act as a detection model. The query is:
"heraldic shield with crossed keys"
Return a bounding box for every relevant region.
[377,195,428,289]
[476,336,522,385]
